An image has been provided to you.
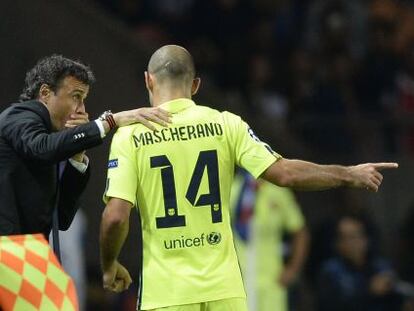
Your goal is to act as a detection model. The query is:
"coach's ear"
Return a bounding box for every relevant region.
[144,71,153,92]
[192,77,201,96]
[39,84,52,104]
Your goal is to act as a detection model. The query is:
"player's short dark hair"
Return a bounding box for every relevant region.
[19,55,95,101]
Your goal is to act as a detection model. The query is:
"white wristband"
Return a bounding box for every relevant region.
[94,119,106,138]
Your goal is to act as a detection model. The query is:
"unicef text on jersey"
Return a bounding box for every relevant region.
[163,232,222,250]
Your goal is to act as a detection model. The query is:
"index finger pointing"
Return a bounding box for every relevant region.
[372,163,399,170]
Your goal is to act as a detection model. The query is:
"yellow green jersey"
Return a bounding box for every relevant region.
[231,172,305,311]
[103,98,281,310]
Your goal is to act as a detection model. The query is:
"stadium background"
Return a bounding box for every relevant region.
[0,0,413,310]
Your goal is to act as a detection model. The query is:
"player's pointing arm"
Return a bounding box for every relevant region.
[261,159,398,192]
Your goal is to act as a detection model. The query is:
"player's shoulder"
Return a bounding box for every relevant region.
[193,104,243,125]
[113,124,135,136]
[192,103,220,115]
[114,123,150,135]
[111,124,145,145]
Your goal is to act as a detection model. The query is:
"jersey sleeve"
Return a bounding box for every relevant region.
[223,111,282,178]
[103,127,138,206]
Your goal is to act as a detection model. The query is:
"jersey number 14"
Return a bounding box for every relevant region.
[150,150,222,229]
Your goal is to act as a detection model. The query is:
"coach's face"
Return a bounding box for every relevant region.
[39,76,89,131]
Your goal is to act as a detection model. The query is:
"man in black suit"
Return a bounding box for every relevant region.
[0,55,170,238]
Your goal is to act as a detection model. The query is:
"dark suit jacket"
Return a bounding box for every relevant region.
[0,100,103,237]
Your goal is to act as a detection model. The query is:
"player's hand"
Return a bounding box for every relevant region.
[278,266,299,287]
[347,162,398,192]
[65,112,89,128]
[114,107,172,130]
[102,260,132,293]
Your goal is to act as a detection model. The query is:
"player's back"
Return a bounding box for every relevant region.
[105,98,279,309]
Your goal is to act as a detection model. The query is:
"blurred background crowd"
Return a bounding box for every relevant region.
[95,0,414,160]
[2,0,414,310]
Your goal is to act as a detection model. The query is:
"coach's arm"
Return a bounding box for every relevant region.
[100,197,133,293]
[261,158,398,192]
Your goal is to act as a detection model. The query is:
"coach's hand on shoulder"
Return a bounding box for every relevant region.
[102,260,132,293]
[346,162,398,192]
[114,107,172,131]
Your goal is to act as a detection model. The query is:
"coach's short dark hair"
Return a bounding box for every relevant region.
[19,55,95,101]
